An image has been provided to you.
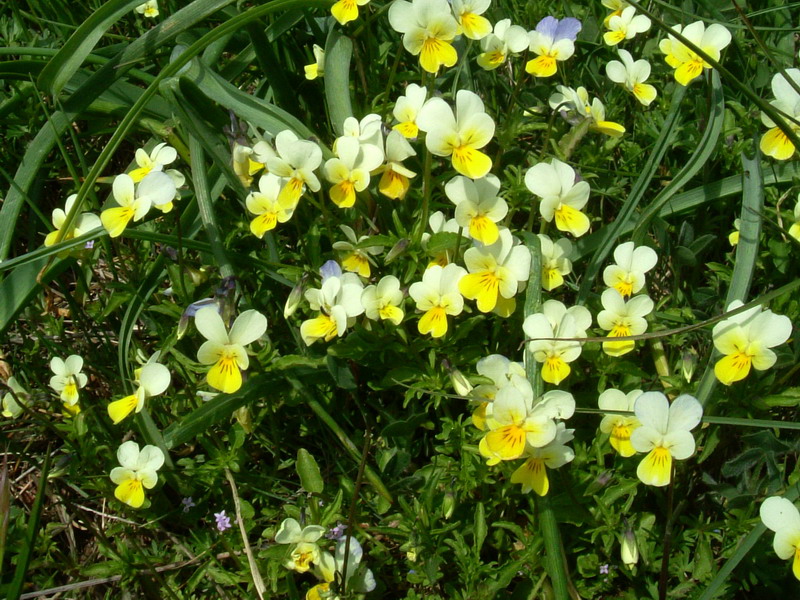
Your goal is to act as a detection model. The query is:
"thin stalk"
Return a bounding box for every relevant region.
[658,468,676,600]
[341,429,371,593]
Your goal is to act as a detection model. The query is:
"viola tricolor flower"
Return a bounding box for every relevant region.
[526,16,581,78]
[759,69,800,161]
[388,0,459,74]
[598,388,643,457]
[523,300,592,385]
[760,496,800,581]
[605,49,658,106]
[109,441,165,508]
[659,21,732,86]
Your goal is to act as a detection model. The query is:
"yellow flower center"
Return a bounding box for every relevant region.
[207,350,242,394]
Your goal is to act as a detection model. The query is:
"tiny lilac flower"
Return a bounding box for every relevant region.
[599,563,609,574]
[181,496,195,512]
[214,510,232,532]
[326,522,348,540]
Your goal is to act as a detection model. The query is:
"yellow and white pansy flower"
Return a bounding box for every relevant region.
[339,114,384,160]
[388,0,459,74]
[469,354,528,429]
[377,130,417,200]
[128,142,177,183]
[324,136,384,209]
[712,301,792,385]
[134,1,158,18]
[479,386,574,465]
[408,263,467,338]
[331,0,370,25]
[392,83,428,139]
[548,85,625,137]
[445,174,508,245]
[195,307,268,394]
[511,423,575,496]
[601,0,628,27]
[107,353,171,424]
[101,171,176,238]
[602,241,658,298]
[361,275,405,325]
[44,194,101,248]
[759,68,800,161]
[525,16,581,78]
[109,440,165,508]
[525,158,591,237]
[246,174,295,238]
[421,211,467,267]
[417,89,496,179]
[49,355,88,407]
[451,0,491,40]
[332,225,383,278]
[266,130,323,207]
[598,388,643,457]
[538,234,573,291]
[2,377,29,419]
[232,139,274,188]
[603,6,650,46]
[301,262,365,345]
[605,49,657,106]
[459,228,531,316]
[597,289,653,356]
[304,44,325,80]
[630,392,702,487]
[275,517,327,573]
[309,536,376,598]
[760,496,800,581]
[659,21,732,86]
[523,300,592,385]
[477,18,529,70]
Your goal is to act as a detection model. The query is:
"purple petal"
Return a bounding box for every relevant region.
[535,16,559,41]
[554,18,582,42]
[320,260,342,282]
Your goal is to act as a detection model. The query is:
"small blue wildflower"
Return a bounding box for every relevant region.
[181,497,196,512]
[214,510,232,532]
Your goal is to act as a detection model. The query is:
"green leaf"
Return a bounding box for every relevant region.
[324,27,354,136]
[473,501,486,554]
[296,449,325,494]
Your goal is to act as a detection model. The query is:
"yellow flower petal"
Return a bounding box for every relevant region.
[420,37,458,74]
[511,458,549,496]
[101,206,135,238]
[393,121,419,139]
[115,478,146,508]
[279,177,304,207]
[342,252,371,278]
[554,204,590,237]
[603,324,635,357]
[379,169,410,200]
[472,401,488,431]
[108,394,139,425]
[418,306,448,338]
[637,446,672,487]
[378,304,404,325]
[330,180,356,208]
[331,0,359,25]
[301,314,339,345]
[484,425,526,461]
[714,351,752,385]
[610,423,636,457]
[674,60,704,86]
[542,268,564,291]
[452,146,492,179]
[459,271,499,313]
[468,215,499,245]
[207,354,243,394]
[542,355,571,385]
[250,212,278,238]
[760,127,796,161]
[526,55,557,78]
[128,166,151,183]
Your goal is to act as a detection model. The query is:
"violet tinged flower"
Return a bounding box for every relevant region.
[526,16,582,78]
[214,510,232,532]
[182,497,196,512]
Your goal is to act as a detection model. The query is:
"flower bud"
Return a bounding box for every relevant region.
[384,238,409,264]
[621,530,638,567]
[284,275,308,319]
[442,491,456,520]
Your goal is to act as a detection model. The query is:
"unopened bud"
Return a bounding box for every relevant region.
[681,349,697,383]
[621,530,638,567]
[284,275,307,319]
[384,238,409,264]
[450,368,473,397]
[442,492,455,520]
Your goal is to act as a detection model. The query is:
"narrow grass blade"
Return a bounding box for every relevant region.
[0,455,9,577]
[632,71,725,244]
[37,0,141,97]
[577,84,687,302]
[0,257,71,335]
[324,27,354,136]
[6,448,52,600]
[520,232,543,398]
[537,494,571,600]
